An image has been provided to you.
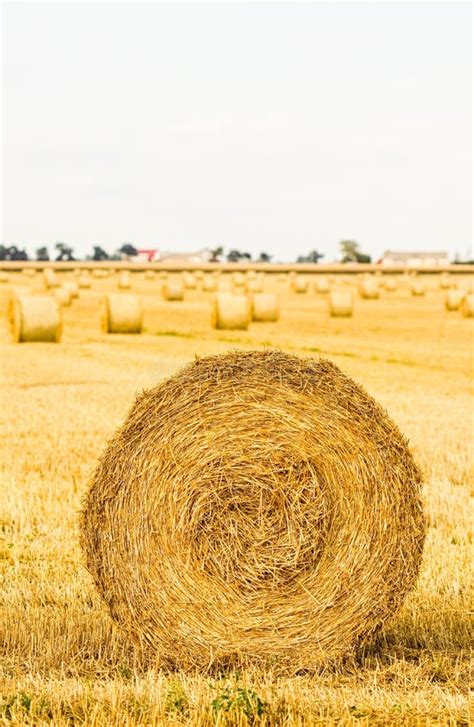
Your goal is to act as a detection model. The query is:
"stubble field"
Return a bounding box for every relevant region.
[0,270,472,726]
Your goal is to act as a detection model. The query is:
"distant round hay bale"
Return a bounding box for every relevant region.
[211,293,250,330]
[101,294,143,334]
[411,281,425,296]
[291,276,308,293]
[9,295,62,342]
[64,280,79,299]
[162,278,184,301]
[182,272,197,289]
[247,278,263,293]
[118,271,131,290]
[384,278,397,292]
[53,286,73,307]
[92,268,105,278]
[194,270,204,280]
[78,274,92,289]
[251,293,279,322]
[22,268,36,277]
[144,270,156,280]
[202,275,217,293]
[81,350,425,672]
[439,274,451,290]
[276,273,287,284]
[0,271,9,283]
[329,289,354,317]
[233,272,246,287]
[43,268,58,289]
[445,290,465,311]
[217,278,233,293]
[359,278,379,299]
[315,277,330,294]
[461,294,474,317]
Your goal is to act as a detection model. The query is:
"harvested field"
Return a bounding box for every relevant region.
[0,270,472,726]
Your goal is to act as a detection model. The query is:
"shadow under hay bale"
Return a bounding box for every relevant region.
[9,295,62,342]
[81,350,425,673]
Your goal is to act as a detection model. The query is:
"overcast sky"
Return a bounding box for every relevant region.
[2,2,472,262]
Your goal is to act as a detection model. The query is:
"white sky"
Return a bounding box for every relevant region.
[2,1,472,262]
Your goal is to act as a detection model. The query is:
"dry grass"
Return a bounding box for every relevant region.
[0,271,472,725]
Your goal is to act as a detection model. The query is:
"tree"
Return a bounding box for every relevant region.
[209,246,224,262]
[296,249,324,263]
[258,252,272,262]
[55,242,75,261]
[92,246,109,261]
[0,245,28,260]
[119,243,138,258]
[226,249,252,262]
[36,246,50,261]
[340,240,371,264]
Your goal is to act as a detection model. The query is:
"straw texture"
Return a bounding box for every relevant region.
[9,295,62,342]
[101,294,143,334]
[81,350,425,673]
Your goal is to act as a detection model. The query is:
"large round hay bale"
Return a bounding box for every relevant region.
[43,268,58,289]
[315,277,330,294]
[291,276,308,293]
[78,274,91,289]
[251,293,279,322]
[81,350,425,672]
[411,281,425,296]
[329,289,354,317]
[101,294,143,333]
[202,275,217,293]
[9,295,62,342]
[118,271,131,290]
[359,278,379,299]
[461,294,474,317]
[162,278,184,301]
[211,293,250,330]
[445,290,465,311]
[54,286,73,307]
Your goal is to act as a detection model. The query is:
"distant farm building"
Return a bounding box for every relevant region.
[157,249,213,265]
[134,249,159,262]
[382,251,449,267]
